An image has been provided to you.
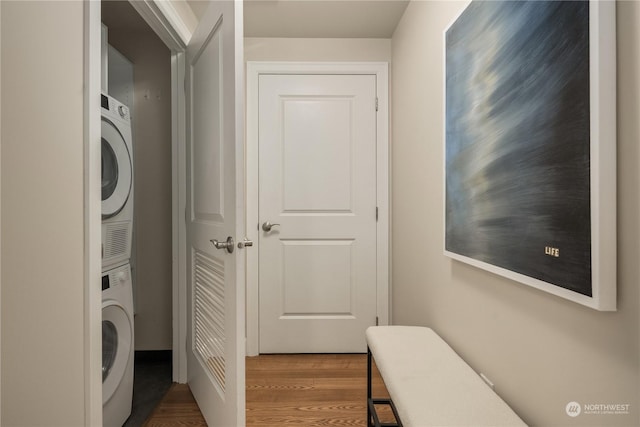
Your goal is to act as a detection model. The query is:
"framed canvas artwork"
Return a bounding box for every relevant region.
[444,0,616,310]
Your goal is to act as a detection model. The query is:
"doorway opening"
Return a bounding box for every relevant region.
[91,1,246,425]
[101,1,179,424]
[246,62,390,356]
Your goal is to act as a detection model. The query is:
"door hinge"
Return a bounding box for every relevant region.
[376,206,379,221]
[375,97,379,112]
[376,316,379,326]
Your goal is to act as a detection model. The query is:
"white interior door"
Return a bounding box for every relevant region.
[185,1,245,425]
[258,74,378,353]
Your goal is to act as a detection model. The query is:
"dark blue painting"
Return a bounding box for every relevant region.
[445,1,592,296]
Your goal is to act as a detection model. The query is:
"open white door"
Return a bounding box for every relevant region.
[185,1,245,425]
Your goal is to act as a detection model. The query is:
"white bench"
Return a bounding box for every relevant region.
[366,326,527,427]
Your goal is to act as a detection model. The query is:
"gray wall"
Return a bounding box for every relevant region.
[104,1,173,351]
[1,1,86,424]
[391,1,639,426]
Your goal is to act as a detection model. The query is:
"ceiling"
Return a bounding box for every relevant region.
[187,0,410,38]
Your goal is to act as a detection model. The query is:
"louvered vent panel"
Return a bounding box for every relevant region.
[104,223,131,259]
[193,250,226,393]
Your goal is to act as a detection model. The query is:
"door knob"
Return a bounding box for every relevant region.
[210,236,234,253]
[262,221,280,232]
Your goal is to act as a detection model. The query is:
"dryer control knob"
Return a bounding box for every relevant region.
[118,105,128,118]
[115,272,126,285]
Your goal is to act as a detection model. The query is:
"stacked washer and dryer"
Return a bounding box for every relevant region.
[101,93,135,427]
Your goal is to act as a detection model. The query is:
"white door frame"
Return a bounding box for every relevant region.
[246,62,391,356]
[122,0,191,385]
[84,2,190,423]
[84,2,103,423]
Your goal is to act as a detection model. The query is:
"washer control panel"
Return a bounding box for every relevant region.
[101,93,130,122]
[102,264,131,291]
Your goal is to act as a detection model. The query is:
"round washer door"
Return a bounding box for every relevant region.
[102,300,133,405]
[101,118,132,219]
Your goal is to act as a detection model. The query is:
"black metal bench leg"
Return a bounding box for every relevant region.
[368,347,372,426]
[367,347,403,427]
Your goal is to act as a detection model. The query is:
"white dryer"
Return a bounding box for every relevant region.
[101,93,134,271]
[102,262,135,427]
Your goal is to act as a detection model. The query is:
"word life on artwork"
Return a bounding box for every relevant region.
[545,246,560,257]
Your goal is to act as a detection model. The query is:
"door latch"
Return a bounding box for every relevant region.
[238,238,254,249]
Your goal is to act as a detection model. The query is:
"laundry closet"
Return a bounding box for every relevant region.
[102,0,174,423]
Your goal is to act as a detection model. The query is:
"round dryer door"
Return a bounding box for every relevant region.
[101,118,132,219]
[102,301,133,405]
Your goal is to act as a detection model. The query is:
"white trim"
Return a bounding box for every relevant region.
[128,0,190,52]
[171,52,188,383]
[234,6,248,423]
[84,1,103,425]
[589,0,617,311]
[245,61,391,356]
[154,0,194,46]
[127,0,189,383]
[0,0,3,420]
[375,64,391,327]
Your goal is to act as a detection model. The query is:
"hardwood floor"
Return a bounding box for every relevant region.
[143,383,206,426]
[247,354,390,426]
[143,354,391,426]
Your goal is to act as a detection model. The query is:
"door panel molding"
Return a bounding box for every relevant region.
[246,61,390,356]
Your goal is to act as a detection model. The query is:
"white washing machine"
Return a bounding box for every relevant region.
[102,263,135,427]
[101,93,134,271]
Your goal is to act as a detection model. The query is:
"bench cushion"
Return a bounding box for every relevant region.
[366,326,526,427]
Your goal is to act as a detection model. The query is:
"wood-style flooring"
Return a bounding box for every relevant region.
[143,354,392,427]
[143,383,206,427]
